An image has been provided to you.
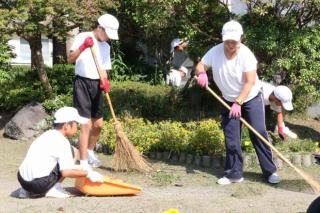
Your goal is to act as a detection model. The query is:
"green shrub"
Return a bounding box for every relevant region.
[242,13,320,113]
[0,66,46,111]
[42,94,72,113]
[100,116,160,154]
[47,64,75,95]
[0,64,74,112]
[188,119,225,155]
[156,121,191,153]
[277,139,318,153]
[241,127,255,153]
[99,116,225,156]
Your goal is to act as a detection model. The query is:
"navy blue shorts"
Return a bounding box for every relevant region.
[17,164,61,195]
[73,75,104,119]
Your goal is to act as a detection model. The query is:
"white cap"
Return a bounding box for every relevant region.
[170,38,184,53]
[98,14,119,40]
[274,86,294,111]
[54,107,88,124]
[221,20,243,42]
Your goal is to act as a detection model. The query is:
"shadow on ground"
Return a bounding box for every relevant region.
[286,122,320,141]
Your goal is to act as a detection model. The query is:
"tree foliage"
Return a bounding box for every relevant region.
[0,0,115,96]
[117,0,230,82]
[241,0,320,112]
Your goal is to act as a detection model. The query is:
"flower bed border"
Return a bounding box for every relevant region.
[147,151,316,169]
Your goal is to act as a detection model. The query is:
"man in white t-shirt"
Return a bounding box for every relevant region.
[17,107,104,198]
[196,20,279,185]
[261,81,297,140]
[67,14,119,169]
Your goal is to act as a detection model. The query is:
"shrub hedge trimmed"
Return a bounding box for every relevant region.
[99,115,225,156]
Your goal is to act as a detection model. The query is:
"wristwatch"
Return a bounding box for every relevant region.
[235,98,244,106]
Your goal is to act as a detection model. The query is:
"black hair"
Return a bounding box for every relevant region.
[53,121,75,130]
[95,21,100,28]
[53,123,65,130]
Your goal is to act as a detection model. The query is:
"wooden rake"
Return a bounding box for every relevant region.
[198,78,320,193]
[89,47,151,172]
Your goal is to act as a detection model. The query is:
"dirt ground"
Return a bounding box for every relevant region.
[1,117,320,213]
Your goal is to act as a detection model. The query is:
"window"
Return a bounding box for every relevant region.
[11,37,52,66]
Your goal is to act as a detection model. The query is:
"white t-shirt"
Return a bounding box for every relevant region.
[202,43,261,102]
[261,81,282,113]
[70,32,111,79]
[19,130,75,181]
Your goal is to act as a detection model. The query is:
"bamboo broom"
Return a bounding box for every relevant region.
[201,81,320,193]
[90,47,151,172]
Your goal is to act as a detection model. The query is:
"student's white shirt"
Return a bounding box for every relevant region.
[70,32,111,79]
[261,81,282,113]
[19,130,75,181]
[202,43,261,102]
[166,69,187,87]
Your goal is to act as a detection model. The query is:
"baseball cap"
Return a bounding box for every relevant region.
[98,14,119,40]
[54,107,88,124]
[170,38,184,53]
[221,20,243,42]
[274,86,294,111]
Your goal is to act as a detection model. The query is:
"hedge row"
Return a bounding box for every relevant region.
[99,116,225,156]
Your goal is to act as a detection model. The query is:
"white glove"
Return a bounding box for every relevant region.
[283,126,298,139]
[87,170,104,183]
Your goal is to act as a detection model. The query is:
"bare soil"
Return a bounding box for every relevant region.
[1,116,320,213]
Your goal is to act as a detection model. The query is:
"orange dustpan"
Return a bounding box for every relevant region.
[75,176,142,196]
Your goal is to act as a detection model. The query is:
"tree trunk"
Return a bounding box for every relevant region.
[27,35,53,97]
[53,36,67,64]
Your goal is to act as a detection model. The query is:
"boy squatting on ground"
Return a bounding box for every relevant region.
[261,81,298,140]
[17,107,104,198]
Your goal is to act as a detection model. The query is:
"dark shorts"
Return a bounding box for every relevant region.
[17,164,62,195]
[73,75,104,119]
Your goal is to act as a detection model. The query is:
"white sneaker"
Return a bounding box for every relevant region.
[55,182,69,194]
[217,176,244,185]
[88,154,102,168]
[18,188,30,199]
[45,183,70,198]
[268,173,280,184]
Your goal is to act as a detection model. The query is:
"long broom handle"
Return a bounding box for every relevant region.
[90,47,117,121]
[202,82,320,192]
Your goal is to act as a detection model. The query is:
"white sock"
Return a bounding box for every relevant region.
[87,149,95,158]
[80,160,89,167]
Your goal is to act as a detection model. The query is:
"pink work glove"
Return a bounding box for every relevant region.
[79,36,94,52]
[100,78,110,93]
[278,126,286,141]
[229,102,241,118]
[197,72,208,88]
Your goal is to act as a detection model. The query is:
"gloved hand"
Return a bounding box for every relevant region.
[87,170,104,183]
[229,102,241,118]
[278,126,286,141]
[79,36,94,52]
[100,78,110,92]
[197,72,208,88]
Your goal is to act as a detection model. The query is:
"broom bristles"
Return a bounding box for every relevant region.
[112,121,152,172]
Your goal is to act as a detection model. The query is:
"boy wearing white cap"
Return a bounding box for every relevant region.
[67,14,119,169]
[17,107,104,198]
[196,20,279,185]
[261,81,297,140]
[166,38,194,87]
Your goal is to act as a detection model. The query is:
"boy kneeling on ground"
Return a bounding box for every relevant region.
[17,107,104,198]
